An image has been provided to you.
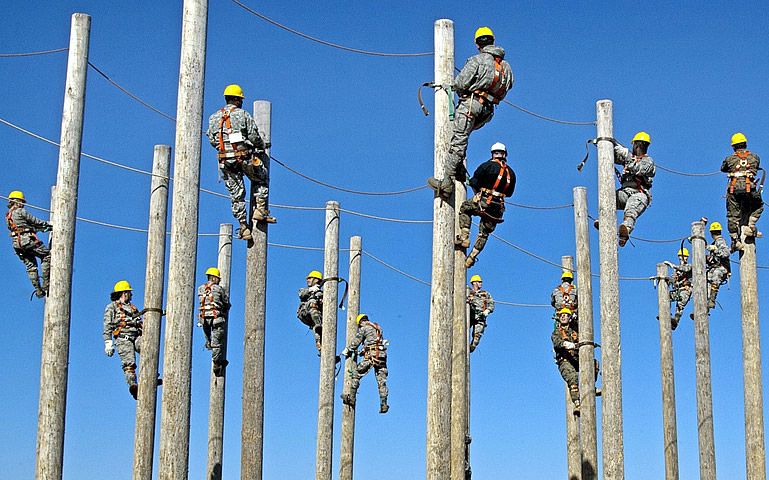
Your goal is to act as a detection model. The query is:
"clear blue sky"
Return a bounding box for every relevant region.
[2,1,769,479]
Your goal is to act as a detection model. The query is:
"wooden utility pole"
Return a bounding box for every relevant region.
[241,99,271,480]
[595,99,624,479]
[207,223,233,480]
[316,201,340,480]
[157,1,207,478]
[655,263,679,480]
[340,236,362,480]
[691,220,716,480]
[573,186,597,479]
[427,18,455,480]
[133,145,171,480]
[34,13,90,480]
[562,255,582,480]
[740,239,766,479]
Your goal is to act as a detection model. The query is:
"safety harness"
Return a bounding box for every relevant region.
[477,159,511,224]
[473,55,509,105]
[362,322,386,368]
[112,302,142,338]
[728,150,757,194]
[216,105,259,165]
[6,205,40,249]
[199,281,220,320]
[556,325,579,362]
[558,284,577,311]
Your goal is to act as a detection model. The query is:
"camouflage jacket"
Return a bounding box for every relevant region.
[706,235,730,269]
[206,104,265,154]
[198,281,230,319]
[346,321,387,361]
[6,204,50,249]
[614,146,656,190]
[670,262,692,290]
[551,282,578,311]
[454,45,513,101]
[298,285,323,308]
[721,149,761,193]
[552,322,579,362]
[103,300,142,341]
[468,289,495,321]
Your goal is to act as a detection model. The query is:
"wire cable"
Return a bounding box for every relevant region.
[500,98,596,126]
[505,200,573,210]
[340,207,431,224]
[87,62,176,122]
[0,47,68,57]
[362,250,432,286]
[495,300,551,308]
[655,163,720,177]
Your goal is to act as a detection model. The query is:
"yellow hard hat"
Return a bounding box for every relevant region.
[356,313,369,324]
[470,274,482,283]
[8,190,25,202]
[709,221,722,232]
[307,270,323,280]
[731,132,747,146]
[632,131,651,144]
[677,248,689,257]
[474,27,495,42]
[205,267,221,278]
[113,280,132,293]
[561,271,574,281]
[223,84,245,98]
[558,307,573,316]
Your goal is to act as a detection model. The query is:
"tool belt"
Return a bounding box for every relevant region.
[113,321,142,338]
[476,189,505,224]
[471,89,500,105]
[363,344,387,367]
[728,171,756,194]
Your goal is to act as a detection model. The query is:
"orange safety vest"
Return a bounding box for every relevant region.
[112,302,141,337]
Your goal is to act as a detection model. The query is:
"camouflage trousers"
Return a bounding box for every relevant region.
[297,302,322,346]
[726,191,763,237]
[671,286,692,317]
[350,357,388,400]
[458,195,501,253]
[470,319,486,347]
[202,316,227,366]
[444,97,494,180]
[557,357,599,403]
[707,265,728,308]
[116,335,142,386]
[12,237,50,290]
[220,158,269,224]
[616,187,650,233]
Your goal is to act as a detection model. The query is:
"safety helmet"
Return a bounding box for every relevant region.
[356,313,369,324]
[8,190,25,202]
[731,132,747,146]
[205,267,221,278]
[307,270,323,280]
[470,274,482,283]
[223,84,245,98]
[632,131,651,144]
[677,248,690,257]
[113,280,132,293]
[474,26,495,42]
[709,221,722,232]
[558,307,573,316]
[490,142,507,154]
[561,271,574,281]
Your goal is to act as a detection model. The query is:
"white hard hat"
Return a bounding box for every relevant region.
[490,142,507,153]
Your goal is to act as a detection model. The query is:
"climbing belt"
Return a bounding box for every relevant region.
[417,82,455,120]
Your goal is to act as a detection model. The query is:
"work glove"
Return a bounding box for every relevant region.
[309,285,321,293]
[341,348,352,358]
[197,320,203,328]
[104,339,114,357]
[482,309,491,317]
[706,244,716,252]
[663,261,674,268]
[43,224,53,232]
[563,341,576,350]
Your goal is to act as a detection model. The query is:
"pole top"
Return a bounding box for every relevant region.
[573,186,587,193]
[597,99,613,107]
[435,18,454,27]
[326,200,340,209]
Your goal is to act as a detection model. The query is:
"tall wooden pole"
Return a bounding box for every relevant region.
[740,239,766,479]
[207,224,233,480]
[157,1,207,478]
[340,236,362,480]
[315,201,340,480]
[656,263,679,480]
[241,99,271,480]
[574,186,597,479]
[691,220,716,480]
[133,145,171,480]
[595,99,624,479]
[427,18,455,480]
[34,13,90,480]
[562,255,582,480]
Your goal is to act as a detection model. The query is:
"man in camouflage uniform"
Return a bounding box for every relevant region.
[612,131,656,247]
[721,132,762,252]
[457,142,516,268]
[705,222,730,311]
[197,267,230,376]
[5,191,51,298]
[206,84,276,241]
[550,270,578,320]
[663,248,691,330]
[103,281,145,399]
[341,314,389,414]
[552,308,599,414]
[467,274,495,352]
[297,270,324,353]
[427,27,513,198]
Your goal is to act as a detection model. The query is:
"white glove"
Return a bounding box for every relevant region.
[482,309,491,317]
[197,320,203,327]
[663,261,674,267]
[563,341,576,350]
[341,348,351,358]
[309,285,321,293]
[706,244,716,252]
[104,340,114,357]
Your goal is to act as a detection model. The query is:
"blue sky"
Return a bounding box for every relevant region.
[1,1,769,479]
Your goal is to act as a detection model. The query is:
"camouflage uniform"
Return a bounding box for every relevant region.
[198,280,230,369]
[550,281,578,313]
[614,145,655,234]
[103,300,143,387]
[468,287,495,352]
[706,234,730,310]
[552,320,599,407]
[297,284,324,351]
[721,149,762,243]
[345,321,388,406]
[206,104,269,225]
[669,260,692,328]
[6,202,51,295]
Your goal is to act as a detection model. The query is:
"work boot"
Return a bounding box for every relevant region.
[379,397,389,414]
[427,176,454,199]
[129,384,139,400]
[315,339,322,355]
[572,399,581,415]
[671,312,681,331]
[593,219,600,230]
[469,342,477,353]
[34,285,46,298]
[465,248,480,268]
[238,223,253,241]
[341,392,356,407]
[618,224,630,247]
[156,378,163,386]
[205,341,212,350]
[455,228,471,249]
[213,360,228,377]
[595,388,602,397]
[253,207,277,224]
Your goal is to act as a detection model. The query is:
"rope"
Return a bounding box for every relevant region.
[87,62,176,122]
[231,0,432,57]
[655,163,720,177]
[0,47,68,57]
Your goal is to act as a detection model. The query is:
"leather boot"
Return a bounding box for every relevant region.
[465,248,481,268]
[129,384,139,400]
[707,285,718,310]
[379,397,389,414]
[427,176,454,199]
[253,198,277,224]
[341,392,356,407]
[618,224,630,247]
[239,223,253,241]
[455,228,470,249]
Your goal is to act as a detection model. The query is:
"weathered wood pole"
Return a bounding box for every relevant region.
[464,292,472,478]
[207,223,233,480]
[133,145,171,480]
[241,99,271,480]
[315,201,341,480]
[340,236,362,480]
[691,220,716,480]
[427,18,455,480]
[655,262,679,480]
[157,1,207,478]
[34,13,90,480]
[740,239,766,479]
[562,255,582,480]
[573,186,597,479]
[595,99,624,479]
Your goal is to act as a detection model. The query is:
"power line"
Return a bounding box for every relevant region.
[495,300,551,308]
[362,250,431,286]
[500,98,595,126]
[87,62,176,122]
[340,207,431,224]
[506,200,572,210]
[0,47,68,58]
[656,163,720,177]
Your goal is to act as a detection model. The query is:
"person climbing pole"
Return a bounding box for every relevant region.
[552,307,599,414]
[297,270,324,354]
[340,313,389,414]
[705,222,730,312]
[197,267,230,377]
[467,274,495,352]
[550,270,578,321]
[664,248,691,330]
[427,27,513,199]
[722,132,762,252]
[206,84,276,241]
[6,191,51,299]
[456,142,516,268]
